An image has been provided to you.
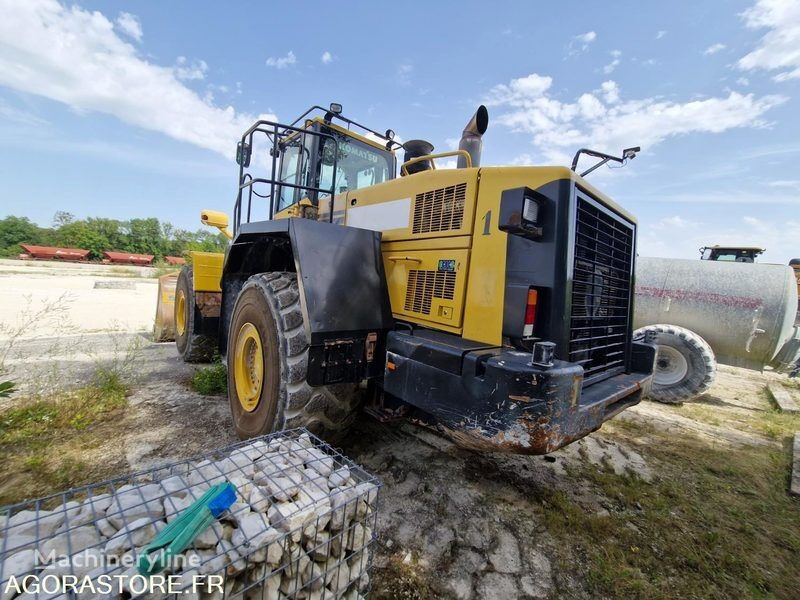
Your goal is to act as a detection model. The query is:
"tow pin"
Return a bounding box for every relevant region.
[531,341,556,368]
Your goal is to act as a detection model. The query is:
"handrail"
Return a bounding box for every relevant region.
[233,119,339,232]
[400,149,472,176]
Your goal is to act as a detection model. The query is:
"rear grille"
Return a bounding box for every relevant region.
[569,195,634,383]
[411,183,467,234]
[404,270,456,314]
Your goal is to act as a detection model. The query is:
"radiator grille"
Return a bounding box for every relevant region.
[411,183,467,234]
[404,270,456,314]
[569,196,634,382]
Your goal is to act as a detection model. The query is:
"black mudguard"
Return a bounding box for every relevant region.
[221,218,394,384]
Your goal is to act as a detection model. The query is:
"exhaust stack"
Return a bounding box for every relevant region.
[457,105,489,168]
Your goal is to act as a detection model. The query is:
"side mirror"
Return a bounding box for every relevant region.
[236,141,252,167]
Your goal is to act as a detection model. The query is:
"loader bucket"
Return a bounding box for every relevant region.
[153,273,178,342]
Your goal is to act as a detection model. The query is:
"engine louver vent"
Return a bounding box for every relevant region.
[404,270,456,314]
[411,183,467,234]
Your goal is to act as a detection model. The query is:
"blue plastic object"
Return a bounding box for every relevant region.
[137,481,237,576]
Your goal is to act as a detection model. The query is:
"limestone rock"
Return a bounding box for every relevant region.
[0,549,36,600]
[4,509,62,539]
[262,475,299,502]
[39,526,102,561]
[106,484,164,529]
[95,517,117,538]
[160,475,191,497]
[193,521,225,549]
[328,467,350,489]
[488,527,521,574]
[105,517,161,555]
[248,485,271,513]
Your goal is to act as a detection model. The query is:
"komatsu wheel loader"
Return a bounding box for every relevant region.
[156,103,656,454]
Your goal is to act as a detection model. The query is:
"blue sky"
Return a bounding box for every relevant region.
[1,0,799,262]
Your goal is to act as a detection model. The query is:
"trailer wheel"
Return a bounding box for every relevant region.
[174,266,216,363]
[634,324,717,403]
[227,272,361,441]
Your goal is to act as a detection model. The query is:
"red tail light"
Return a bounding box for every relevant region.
[523,288,538,338]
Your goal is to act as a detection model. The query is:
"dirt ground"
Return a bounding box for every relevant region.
[1,261,799,598]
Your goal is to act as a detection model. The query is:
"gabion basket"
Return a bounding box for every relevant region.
[0,429,380,599]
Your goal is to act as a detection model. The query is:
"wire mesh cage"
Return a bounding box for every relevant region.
[0,428,380,599]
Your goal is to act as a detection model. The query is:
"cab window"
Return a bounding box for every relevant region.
[276,144,301,211]
[317,131,393,201]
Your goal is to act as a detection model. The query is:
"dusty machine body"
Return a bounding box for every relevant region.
[634,257,800,401]
[159,104,656,453]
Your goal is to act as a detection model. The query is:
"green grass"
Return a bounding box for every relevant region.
[190,362,227,395]
[0,368,130,504]
[542,419,800,599]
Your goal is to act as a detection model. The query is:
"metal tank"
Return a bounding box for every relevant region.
[634,257,800,372]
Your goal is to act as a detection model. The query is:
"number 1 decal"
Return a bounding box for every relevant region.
[482,210,491,236]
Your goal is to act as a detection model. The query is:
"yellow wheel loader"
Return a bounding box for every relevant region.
[156,103,656,453]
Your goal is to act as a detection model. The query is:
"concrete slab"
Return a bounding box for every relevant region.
[767,383,800,414]
[791,433,800,497]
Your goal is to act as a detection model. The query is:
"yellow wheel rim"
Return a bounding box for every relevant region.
[234,322,263,412]
[175,289,187,336]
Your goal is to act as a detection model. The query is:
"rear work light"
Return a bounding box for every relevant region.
[523,288,538,338]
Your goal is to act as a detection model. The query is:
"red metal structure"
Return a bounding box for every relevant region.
[165,256,186,265]
[102,251,155,265]
[19,245,90,261]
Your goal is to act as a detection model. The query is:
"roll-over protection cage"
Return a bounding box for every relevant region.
[234,120,339,234]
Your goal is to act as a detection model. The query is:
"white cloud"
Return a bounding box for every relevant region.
[0,0,271,158]
[603,50,621,74]
[768,179,800,190]
[656,30,667,39]
[568,31,597,55]
[485,72,786,165]
[174,56,208,81]
[653,215,697,229]
[704,43,726,55]
[736,77,751,86]
[600,80,620,104]
[738,0,800,81]
[115,11,141,41]
[321,51,333,64]
[396,63,413,85]
[265,51,296,69]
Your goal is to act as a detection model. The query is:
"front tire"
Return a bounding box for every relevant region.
[175,266,216,363]
[227,272,361,440]
[635,324,717,403]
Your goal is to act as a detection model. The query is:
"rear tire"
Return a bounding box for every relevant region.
[635,324,716,403]
[226,272,361,441]
[175,266,216,363]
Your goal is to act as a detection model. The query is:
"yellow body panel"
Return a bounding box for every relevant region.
[191,251,224,292]
[383,246,470,331]
[343,168,479,242]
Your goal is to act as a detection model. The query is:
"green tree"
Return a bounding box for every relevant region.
[0,216,40,256]
[123,218,164,257]
[56,221,109,259]
[52,211,75,227]
[85,218,124,251]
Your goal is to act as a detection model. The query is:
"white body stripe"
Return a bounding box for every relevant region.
[346,197,411,231]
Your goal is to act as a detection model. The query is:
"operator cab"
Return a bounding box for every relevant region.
[233,103,397,230]
[275,118,396,212]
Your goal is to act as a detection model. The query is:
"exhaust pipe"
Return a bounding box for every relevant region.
[457,105,489,168]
